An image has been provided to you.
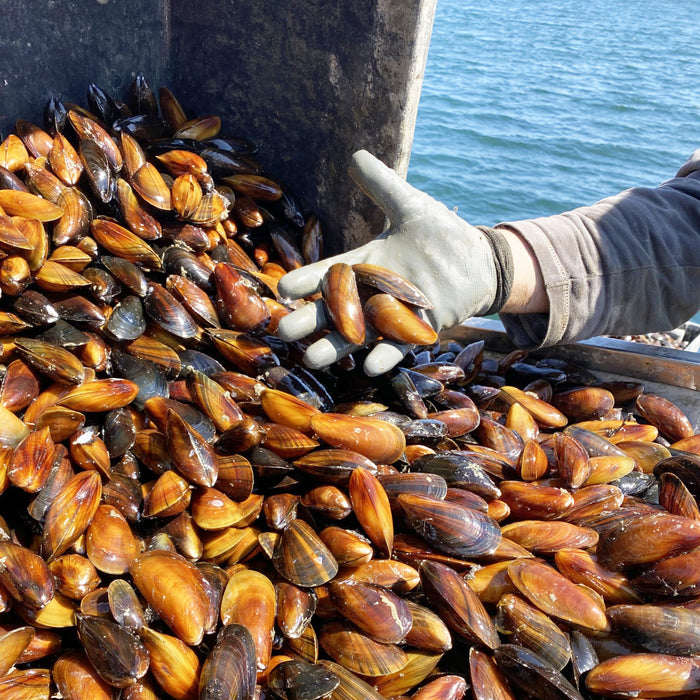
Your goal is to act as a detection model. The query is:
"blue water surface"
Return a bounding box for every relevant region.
[408,0,700,225]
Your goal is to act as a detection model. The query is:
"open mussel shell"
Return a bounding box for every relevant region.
[268,658,340,700]
[199,623,256,700]
[398,493,501,559]
[273,519,339,587]
[76,612,149,688]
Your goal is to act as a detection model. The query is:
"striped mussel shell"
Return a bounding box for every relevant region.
[273,519,339,587]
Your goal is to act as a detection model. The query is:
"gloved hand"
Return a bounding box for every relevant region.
[277,150,513,376]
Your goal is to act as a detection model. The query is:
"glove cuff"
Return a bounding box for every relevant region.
[477,226,514,316]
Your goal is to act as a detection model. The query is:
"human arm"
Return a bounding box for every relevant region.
[278,149,700,373]
[496,149,700,348]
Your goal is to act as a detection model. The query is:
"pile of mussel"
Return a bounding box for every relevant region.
[1,75,700,700]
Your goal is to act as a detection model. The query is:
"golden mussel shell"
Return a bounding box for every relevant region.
[363,293,437,346]
[273,519,339,587]
[0,668,52,699]
[554,548,641,605]
[268,658,340,700]
[9,426,55,493]
[220,568,276,673]
[0,134,29,171]
[596,511,700,571]
[403,600,452,653]
[76,612,149,688]
[41,470,102,562]
[498,480,574,521]
[199,624,256,700]
[48,554,100,601]
[129,550,209,646]
[507,559,609,631]
[397,493,501,559]
[91,218,161,269]
[116,178,162,241]
[469,648,516,700]
[420,560,500,650]
[496,593,571,671]
[165,408,218,487]
[310,413,406,464]
[319,620,409,677]
[636,392,695,443]
[52,649,114,700]
[321,262,365,345]
[86,504,141,575]
[586,653,700,699]
[0,541,54,610]
[348,466,394,556]
[214,262,271,333]
[607,603,700,656]
[328,580,412,644]
[319,526,373,568]
[317,659,385,700]
[500,520,599,555]
[263,493,299,530]
[0,190,63,221]
[138,626,201,700]
[275,581,318,640]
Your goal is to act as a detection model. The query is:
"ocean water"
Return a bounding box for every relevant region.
[407,0,700,322]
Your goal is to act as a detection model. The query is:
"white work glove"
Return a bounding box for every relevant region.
[277,150,513,376]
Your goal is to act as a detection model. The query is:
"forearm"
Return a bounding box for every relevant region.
[492,158,700,348]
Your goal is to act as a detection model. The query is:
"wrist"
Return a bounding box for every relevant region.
[496,227,548,314]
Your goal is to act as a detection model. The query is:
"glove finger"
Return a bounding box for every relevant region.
[302,331,362,370]
[276,298,329,342]
[363,340,413,377]
[349,150,429,225]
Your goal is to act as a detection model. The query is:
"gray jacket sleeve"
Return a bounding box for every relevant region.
[497,149,700,349]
